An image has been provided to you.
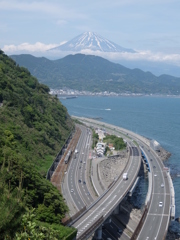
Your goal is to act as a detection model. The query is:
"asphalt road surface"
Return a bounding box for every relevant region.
[63,125,94,215]
[137,144,171,240]
[73,144,141,239]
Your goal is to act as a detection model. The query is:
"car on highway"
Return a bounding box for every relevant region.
[117,229,122,233]
[71,189,74,193]
[84,161,86,164]
[83,181,86,184]
[161,183,164,188]
[153,165,156,168]
[79,179,81,183]
[80,160,82,163]
[159,202,163,207]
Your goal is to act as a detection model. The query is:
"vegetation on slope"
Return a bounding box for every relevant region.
[0,50,75,239]
[103,135,126,150]
[10,53,180,95]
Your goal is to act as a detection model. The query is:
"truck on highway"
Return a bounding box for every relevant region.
[123,173,128,180]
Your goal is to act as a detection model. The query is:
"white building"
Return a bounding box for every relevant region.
[96,142,106,157]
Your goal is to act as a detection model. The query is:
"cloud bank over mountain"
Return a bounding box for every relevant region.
[3,32,180,68]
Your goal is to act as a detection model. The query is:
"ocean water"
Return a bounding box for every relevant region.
[60,96,180,231]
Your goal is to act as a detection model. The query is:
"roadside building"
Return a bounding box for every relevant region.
[108,143,114,151]
[95,128,106,141]
[96,142,106,157]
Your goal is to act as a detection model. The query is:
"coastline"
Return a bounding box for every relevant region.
[50,88,180,99]
[73,116,180,239]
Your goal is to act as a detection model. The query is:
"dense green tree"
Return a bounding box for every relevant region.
[10,53,180,95]
[0,50,75,239]
[103,135,126,150]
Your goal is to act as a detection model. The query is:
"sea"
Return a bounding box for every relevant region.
[60,96,180,233]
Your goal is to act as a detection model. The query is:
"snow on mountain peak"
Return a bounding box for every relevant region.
[49,32,136,53]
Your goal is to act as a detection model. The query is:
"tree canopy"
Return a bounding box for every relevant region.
[0,50,75,239]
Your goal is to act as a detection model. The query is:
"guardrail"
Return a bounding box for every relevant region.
[72,117,172,240]
[131,173,153,240]
[104,148,141,220]
[77,216,104,240]
[71,146,141,240]
[131,206,148,240]
[62,206,86,226]
[67,145,131,227]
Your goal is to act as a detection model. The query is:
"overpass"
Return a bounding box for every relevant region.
[72,145,141,239]
[61,117,174,239]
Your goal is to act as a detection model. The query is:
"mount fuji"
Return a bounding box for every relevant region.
[49,32,136,53]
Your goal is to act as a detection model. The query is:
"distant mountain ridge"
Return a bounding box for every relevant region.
[49,32,136,53]
[10,53,180,95]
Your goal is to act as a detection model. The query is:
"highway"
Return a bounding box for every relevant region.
[102,217,130,240]
[137,145,171,240]
[70,116,172,240]
[72,145,141,239]
[62,125,94,215]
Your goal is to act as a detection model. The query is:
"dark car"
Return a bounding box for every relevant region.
[79,179,81,183]
[83,181,86,184]
[117,229,122,233]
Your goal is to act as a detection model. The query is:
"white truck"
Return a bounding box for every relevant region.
[123,173,128,180]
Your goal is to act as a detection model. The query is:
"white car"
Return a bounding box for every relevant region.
[159,202,163,207]
[71,189,74,193]
[161,184,164,188]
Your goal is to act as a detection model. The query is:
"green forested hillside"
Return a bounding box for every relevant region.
[10,53,180,95]
[0,50,75,239]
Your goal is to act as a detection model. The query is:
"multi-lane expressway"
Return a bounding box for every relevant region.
[137,144,171,240]
[62,117,172,240]
[72,143,141,239]
[62,125,94,215]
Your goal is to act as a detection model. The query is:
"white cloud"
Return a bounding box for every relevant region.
[2,42,64,52]
[2,42,180,66]
[80,49,180,66]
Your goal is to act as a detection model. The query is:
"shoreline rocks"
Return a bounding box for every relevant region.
[157,146,171,161]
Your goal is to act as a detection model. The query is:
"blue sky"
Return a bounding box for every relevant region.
[1,0,180,66]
